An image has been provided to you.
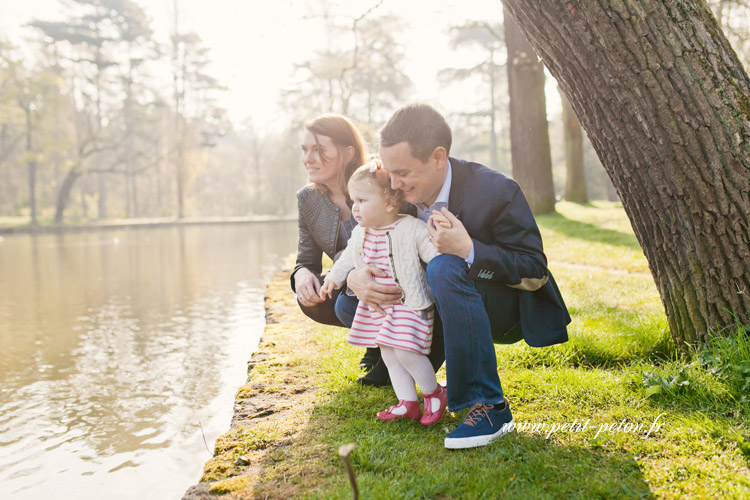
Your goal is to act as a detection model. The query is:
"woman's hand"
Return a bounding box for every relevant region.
[294,268,323,307]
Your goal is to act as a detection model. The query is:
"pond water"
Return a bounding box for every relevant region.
[0,222,297,499]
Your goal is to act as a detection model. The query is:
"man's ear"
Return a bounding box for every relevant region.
[431,146,448,168]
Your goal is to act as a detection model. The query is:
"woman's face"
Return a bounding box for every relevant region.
[301,130,343,188]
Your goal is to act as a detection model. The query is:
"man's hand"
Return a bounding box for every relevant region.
[294,267,323,307]
[428,207,473,259]
[346,266,402,315]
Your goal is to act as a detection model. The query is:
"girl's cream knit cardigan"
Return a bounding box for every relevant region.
[324,215,440,311]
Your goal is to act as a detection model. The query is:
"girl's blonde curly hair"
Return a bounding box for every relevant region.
[348,157,404,211]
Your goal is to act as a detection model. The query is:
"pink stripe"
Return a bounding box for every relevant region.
[348,333,377,341]
[350,328,382,335]
[380,325,432,343]
[363,242,386,251]
[352,319,385,327]
[376,332,430,350]
[348,341,376,347]
[376,342,429,355]
[383,322,431,335]
[382,316,432,331]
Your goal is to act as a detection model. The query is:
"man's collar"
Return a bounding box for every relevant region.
[416,159,452,211]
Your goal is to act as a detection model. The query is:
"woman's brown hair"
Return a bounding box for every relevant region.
[304,114,368,197]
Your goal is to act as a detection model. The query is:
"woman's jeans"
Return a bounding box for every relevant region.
[426,254,522,411]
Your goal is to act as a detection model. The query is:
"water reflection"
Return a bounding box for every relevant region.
[0,222,297,499]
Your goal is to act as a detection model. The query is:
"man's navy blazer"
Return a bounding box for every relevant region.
[444,157,571,348]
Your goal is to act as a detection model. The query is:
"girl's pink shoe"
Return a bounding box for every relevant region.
[420,384,447,427]
[376,400,421,422]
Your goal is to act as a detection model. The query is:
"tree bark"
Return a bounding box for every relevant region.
[501,0,750,348]
[560,88,588,204]
[504,9,556,214]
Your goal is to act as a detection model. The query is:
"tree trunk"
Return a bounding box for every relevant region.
[504,9,556,214]
[25,108,38,225]
[489,50,500,171]
[560,88,588,204]
[501,0,750,348]
[55,168,80,224]
[98,172,107,219]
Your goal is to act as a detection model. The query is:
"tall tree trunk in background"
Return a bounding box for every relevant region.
[560,88,588,204]
[24,107,38,225]
[504,9,555,214]
[55,168,81,223]
[489,47,500,171]
[501,0,750,348]
[97,173,107,218]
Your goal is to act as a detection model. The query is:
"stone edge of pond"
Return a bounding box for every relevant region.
[0,215,296,235]
[182,266,321,500]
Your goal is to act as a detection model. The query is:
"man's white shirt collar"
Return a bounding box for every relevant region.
[416,159,452,216]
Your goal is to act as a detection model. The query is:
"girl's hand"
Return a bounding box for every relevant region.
[428,208,473,259]
[294,268,323,307]
[319,280,336,300]
[429,210,453,230]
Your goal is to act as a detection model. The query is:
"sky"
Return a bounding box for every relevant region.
[1,0,560,129]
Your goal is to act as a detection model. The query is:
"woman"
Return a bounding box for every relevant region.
[291,113,380,372]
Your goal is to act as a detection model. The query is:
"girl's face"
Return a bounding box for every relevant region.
[301,130,343,188]
[349,179,396,228]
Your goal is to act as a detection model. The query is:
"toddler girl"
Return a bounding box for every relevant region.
[320,159,447,426]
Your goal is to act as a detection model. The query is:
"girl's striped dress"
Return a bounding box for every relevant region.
[347,224,434,355]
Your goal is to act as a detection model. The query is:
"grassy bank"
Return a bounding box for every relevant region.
[197,201,750,499]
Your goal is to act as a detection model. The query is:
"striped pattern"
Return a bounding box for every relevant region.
[347,226,434,355]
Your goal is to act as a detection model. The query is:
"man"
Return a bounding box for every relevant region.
[346,103,570,449]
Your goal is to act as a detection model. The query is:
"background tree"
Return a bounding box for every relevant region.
[31,0,129,222]
[710,0,750,64]
[504,9,555,214]
[439,21,506,171]
[501,1,750,348]
[560,87,588,204]
[281,3,411,125]
[115,0,156,218]
[169,1,227,219]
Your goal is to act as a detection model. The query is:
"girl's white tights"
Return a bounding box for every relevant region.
[380,345,438,414]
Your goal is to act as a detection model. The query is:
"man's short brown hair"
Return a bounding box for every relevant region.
[379,103,452,162]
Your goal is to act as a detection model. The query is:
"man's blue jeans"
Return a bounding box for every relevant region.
[334,291,358,327]
[426,254,522,411]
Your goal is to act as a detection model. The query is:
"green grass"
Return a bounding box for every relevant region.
[253,201,750,499]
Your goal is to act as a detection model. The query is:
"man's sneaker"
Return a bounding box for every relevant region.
[444,400,515,449]
[420,384,447,427]
[376,399,421,422]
